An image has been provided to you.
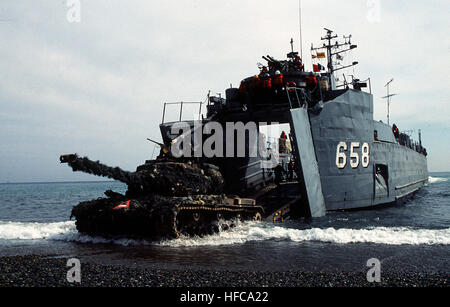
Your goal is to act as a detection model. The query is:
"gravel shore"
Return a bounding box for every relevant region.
[0,255,447,287]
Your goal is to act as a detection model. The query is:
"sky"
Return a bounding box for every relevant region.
[0,0,449,183]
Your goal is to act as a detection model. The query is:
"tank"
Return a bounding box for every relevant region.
[60,154,264,239]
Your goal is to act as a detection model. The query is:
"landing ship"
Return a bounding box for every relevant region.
[61,29,428,239]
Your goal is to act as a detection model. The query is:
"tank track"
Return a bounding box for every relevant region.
[71,194,263,239]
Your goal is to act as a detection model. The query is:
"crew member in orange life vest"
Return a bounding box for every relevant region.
[273,70,284,94]
[251,75,261,89]
[262,73,272,89]
[392,124,400,140]
[306,73,318,90]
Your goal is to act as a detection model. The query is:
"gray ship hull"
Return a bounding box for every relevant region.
[160,89,428,217]
[308,89,428,211]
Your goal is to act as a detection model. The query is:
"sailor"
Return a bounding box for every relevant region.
[279,131,288,153]
[239,81,248,94]
[392,124,400,140]
[259,66,269,77]
[251,75,261,90]
[274,164,284,188]
[272,70,284,94]
[262,73,272,90]
[306,73,318,90]
[294,56,304,71]
[288,159,295,181]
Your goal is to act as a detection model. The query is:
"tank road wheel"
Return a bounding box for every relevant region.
[193,212,200,222]
[253,212,263,222]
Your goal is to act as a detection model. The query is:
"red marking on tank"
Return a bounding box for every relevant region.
[113,200,130,210]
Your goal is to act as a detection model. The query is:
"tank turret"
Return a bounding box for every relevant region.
[60,154,224,197]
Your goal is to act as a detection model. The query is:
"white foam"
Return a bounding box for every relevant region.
[1,221,449,247]
[428,176,448,184]
[51,232,151,246]
[0,221,151,246]
[158,222,450,247]
[0,221,76,240]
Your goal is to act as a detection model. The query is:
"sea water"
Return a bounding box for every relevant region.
[0,175,448,272]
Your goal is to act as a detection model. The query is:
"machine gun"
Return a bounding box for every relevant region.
[262,55,284,71]
[147,138,170,158]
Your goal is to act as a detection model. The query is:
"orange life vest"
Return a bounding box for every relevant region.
[273,73,284,87]
[263,78,272,89]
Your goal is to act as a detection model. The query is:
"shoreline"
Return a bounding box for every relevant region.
[0,255,447,288]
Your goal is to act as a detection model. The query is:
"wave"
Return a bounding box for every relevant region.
[0,221,75,240]
[51,232,152,246]
[1,221,449,247]
[159,222,450,247]
[428,176,448,184]
[0,221,151,246]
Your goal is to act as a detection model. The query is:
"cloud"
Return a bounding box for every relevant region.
[0,0,449,182]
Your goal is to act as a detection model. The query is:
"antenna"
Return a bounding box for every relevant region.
[381,78,398,125]
[298,0,303,59]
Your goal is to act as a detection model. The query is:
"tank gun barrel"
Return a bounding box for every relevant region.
[60,154,134,184]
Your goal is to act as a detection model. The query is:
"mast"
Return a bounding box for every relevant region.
[298,0,303,59]
[311,28,358,90]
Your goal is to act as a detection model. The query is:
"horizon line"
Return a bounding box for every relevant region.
[1,171,449,185]
[0,180,118,185]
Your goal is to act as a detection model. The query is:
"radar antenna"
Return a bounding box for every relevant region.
[381,78,398,125]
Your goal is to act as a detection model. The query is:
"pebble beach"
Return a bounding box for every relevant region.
[1,255,447,288]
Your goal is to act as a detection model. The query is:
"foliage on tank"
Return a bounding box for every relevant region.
[60,154,225,197]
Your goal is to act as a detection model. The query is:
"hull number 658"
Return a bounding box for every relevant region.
[336,142,370,169]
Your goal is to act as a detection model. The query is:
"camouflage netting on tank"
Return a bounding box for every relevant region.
[130,162,224,197]
[62,155,224,197]
[63,155,134,183]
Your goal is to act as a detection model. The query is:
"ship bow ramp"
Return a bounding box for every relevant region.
[289,106,326,217]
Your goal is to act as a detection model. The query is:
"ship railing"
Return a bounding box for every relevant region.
[286,87,309,109]
[161,101,204,124]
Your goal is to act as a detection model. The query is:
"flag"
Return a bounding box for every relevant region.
[317,52,326,59]
[313,64,320,72]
